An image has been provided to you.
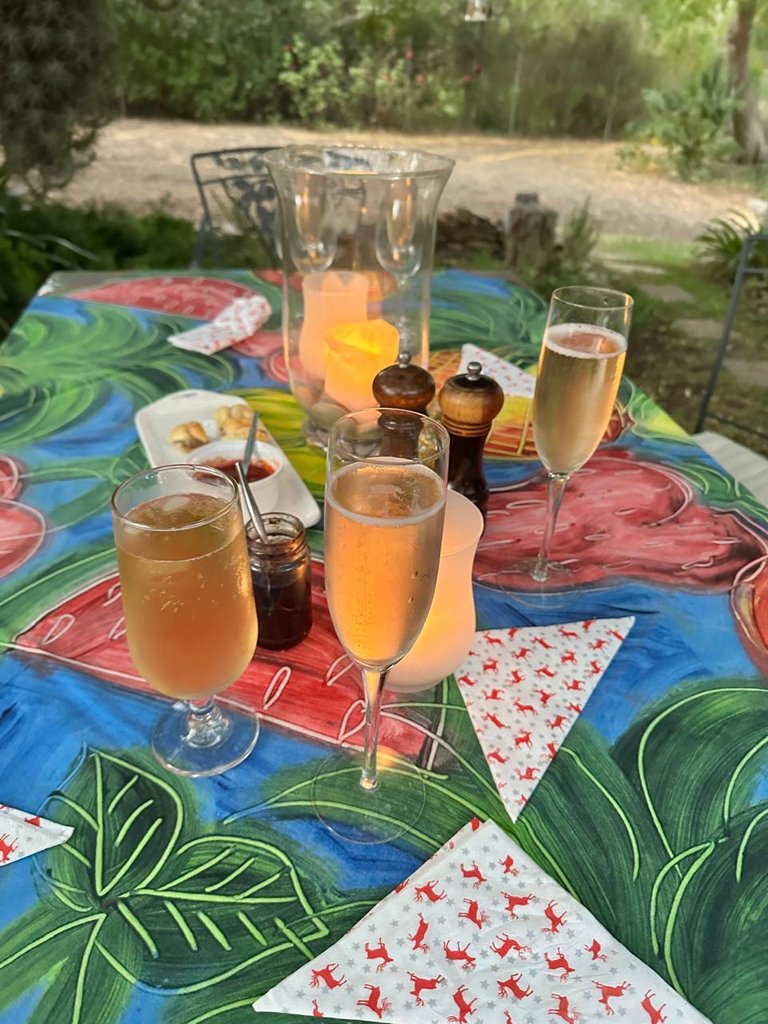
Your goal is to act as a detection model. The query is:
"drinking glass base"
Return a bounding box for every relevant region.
[152,697,260,777]
[311,747,426,845]
[482,560,580,613]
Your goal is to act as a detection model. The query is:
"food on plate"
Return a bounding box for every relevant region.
[216,404,255,439]
[167,420,209,451]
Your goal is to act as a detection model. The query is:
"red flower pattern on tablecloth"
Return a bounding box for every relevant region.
[0,455,46,578]
[14,561,432,759]
[70,275,256,319]
[253,819,710,1023]
[478,450,767,590]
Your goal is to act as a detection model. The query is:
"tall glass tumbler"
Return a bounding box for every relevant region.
[112,464,259,776]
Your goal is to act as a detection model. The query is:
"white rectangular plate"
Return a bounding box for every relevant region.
[134,389,322,528]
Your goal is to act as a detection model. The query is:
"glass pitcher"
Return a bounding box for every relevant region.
[264,145,454,448]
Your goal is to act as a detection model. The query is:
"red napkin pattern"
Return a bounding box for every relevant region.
[168,294,272,354]
[253,818,709,1023]
[455,618,635,822]
[0,803,73,867]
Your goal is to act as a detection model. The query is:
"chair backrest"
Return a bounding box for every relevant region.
[190,147,279,265]
[695,229,768,442]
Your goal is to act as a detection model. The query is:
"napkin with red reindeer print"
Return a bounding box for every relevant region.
[0,804,73,867]
[252,818,709,1023]
[454,617,635,823]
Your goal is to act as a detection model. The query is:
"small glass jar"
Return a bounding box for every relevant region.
[247,513,313,650]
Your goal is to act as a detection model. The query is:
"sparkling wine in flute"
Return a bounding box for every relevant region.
[524,286,632,586]
[325,461,445,670]
[116,493,257,700]
[533,323,627,476]
[313,407,449,844]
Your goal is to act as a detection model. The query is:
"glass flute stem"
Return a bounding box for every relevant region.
[360,667,388,791]
[183,697,231,748]
[532,471,570,582]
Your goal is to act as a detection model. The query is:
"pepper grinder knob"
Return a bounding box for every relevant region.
[373,351,437,459]
[438,360,504,518]
[372,351,436,414]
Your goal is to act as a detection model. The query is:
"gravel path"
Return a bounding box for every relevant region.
[55,118,757,242]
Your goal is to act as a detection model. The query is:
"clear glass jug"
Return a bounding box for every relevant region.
[264,145,454,447]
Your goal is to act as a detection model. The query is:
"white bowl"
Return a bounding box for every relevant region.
[184,439,286,515]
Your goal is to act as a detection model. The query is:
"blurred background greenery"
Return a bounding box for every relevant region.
[3,0,768,445]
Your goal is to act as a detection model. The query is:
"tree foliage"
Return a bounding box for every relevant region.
[0,0,115,195]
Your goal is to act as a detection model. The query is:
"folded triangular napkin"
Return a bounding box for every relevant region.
[459,343,536,397]
[455,618,634,822]
[168,294,271,355]
[0,804,73,867]
[253,818,709,1023]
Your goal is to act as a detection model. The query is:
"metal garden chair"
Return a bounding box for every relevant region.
[190,147,279,267]
[693,229,768,505]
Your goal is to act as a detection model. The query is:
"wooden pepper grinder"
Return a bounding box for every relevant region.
[438,360,504,519]
[372,351,436,459]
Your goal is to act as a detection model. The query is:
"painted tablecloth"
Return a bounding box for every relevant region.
[0,269,765,1024]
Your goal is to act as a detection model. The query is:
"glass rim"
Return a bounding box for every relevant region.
[328,407,450,472]
[550,285,633,312]
[263,143,455,180]
[111,463,239,533]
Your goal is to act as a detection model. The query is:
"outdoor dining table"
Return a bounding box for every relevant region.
[0,268,765,1024]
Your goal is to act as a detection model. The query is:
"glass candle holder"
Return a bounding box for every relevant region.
[264,145,454,448]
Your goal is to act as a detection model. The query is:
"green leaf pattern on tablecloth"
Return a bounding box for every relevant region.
[0,750,333,1024]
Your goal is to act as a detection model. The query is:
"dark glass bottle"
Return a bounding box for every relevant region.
[438,361,504,519]
[247,513,313,650]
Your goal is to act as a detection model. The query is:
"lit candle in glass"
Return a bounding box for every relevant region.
[323,318,400,412]
[388,490,484,693]
[298,271,369,379]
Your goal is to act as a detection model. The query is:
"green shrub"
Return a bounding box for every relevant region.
[277,37,348,125]
[695,210,767,282]
[632,62,741,182]
[0,192,195,333]
[476,14,657,137]
[526,200,602,297]
[0,0,115,194]
[110,0,298,121]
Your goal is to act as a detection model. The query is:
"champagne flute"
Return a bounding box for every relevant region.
[375,177,424,350]
[112,464,259,776]
[530,286,632,583]
[313,408,449,844]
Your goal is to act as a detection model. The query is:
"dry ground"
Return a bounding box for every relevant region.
[55,118,758,242]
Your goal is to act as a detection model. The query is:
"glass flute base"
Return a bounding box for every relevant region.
[152,696,260,777]
[482,559,580,613]
[311,747,426,845]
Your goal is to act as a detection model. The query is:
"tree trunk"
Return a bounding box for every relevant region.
[727,0,768,163]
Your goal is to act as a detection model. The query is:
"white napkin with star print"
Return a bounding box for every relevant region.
[0,804,73,867]
[455,617,635,822]
[252,818,710,1023]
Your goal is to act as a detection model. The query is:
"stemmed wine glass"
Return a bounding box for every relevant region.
[529,286,632,584]
[375,177,425,350]
[313,408,449,844]
[111,464,259,776]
